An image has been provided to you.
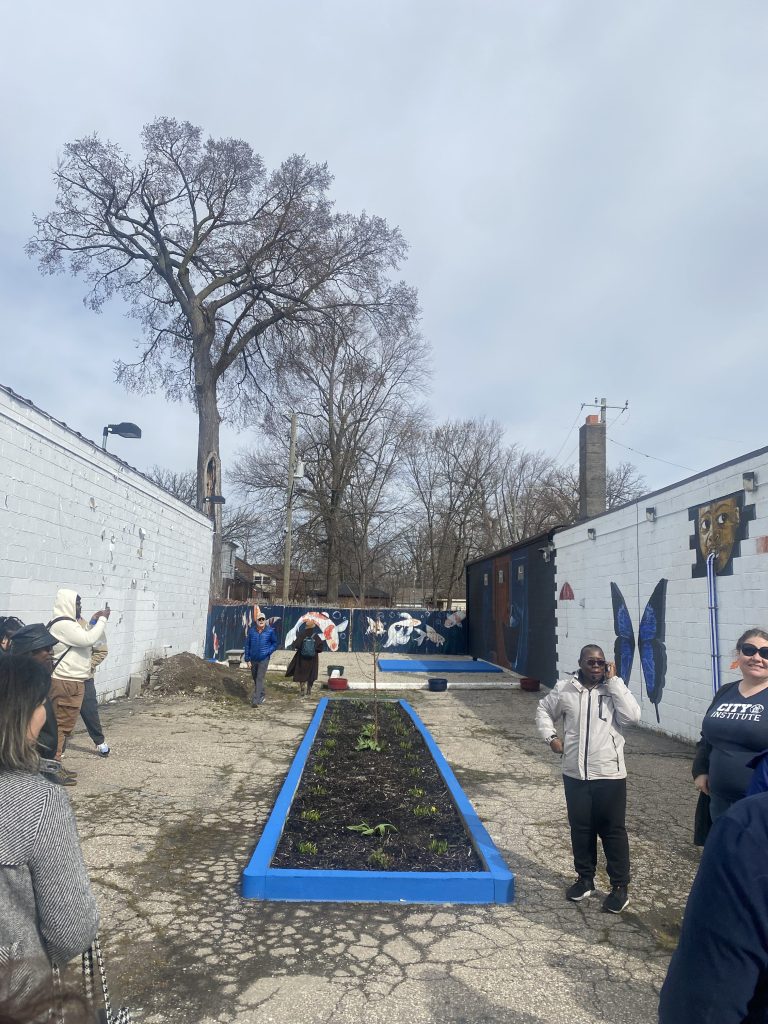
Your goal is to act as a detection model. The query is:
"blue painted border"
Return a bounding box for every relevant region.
[241,698,515,903]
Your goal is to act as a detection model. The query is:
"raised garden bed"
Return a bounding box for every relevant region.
[241,697,514,903]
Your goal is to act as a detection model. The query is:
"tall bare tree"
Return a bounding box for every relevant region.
[405,419,504,605]
[28,117,416,595]
[232,310,427,601]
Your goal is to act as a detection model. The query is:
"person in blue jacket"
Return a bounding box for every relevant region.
[659,790,768,1023]
[244,612,278,708]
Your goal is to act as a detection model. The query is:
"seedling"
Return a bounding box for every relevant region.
[322,738,337,749]
[429,838,449,855]
[399,740,412,751]
[368,849,392,868]
[308,784,327,797]
[409,767,421,777]
[297,841,318,855]
[301,809,321,822]
[347,821,398,837]
[413,804,439,817]
[313,763,327,775]
[355,735,383,752]
[407,786,425,798]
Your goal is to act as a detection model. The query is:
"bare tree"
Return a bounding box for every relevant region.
[232,310,427,601]
[146,466,197,507]
[28,117,417,596]
[405,419,504,605]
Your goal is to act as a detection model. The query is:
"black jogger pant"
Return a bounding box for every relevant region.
[79,677,105,745]
[562,775,630,887]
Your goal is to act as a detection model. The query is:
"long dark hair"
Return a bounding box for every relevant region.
[0,656,51,771]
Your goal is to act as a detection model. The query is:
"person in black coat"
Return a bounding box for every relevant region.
[285,624,324,698]
[660,790,768,1023]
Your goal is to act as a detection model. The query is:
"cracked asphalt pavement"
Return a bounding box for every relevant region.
[64,682,698,1023]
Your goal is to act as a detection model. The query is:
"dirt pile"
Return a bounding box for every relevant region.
[144,652,250,700]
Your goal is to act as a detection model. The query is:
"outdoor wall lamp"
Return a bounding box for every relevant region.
[539,542,555,562]
[743,471,758,492]
[645,507,657,523]
[587,528,597,541]
[102,422,142,450]
[203,495,226,504]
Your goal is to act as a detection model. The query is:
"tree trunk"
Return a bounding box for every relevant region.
[195,353,223,602]
[326,489,341,603]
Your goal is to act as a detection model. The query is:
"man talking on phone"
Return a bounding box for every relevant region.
[535,644,641,913]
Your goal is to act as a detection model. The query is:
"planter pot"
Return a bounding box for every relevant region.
[328,677,349,691]
[428,677,448,692]
[520,677,540,692]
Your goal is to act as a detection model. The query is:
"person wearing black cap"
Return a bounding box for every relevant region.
[10,624,76,787]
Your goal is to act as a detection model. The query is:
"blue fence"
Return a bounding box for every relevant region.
[204,604,467,659]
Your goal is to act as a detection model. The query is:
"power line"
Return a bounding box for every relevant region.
[552,404,585,465]
[608,437,694,472]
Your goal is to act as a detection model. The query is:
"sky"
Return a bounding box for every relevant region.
[1,1,767,498]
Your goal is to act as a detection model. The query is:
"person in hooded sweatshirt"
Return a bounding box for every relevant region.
[47,590,109,771]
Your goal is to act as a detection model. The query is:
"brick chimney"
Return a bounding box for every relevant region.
[579,414,606,520]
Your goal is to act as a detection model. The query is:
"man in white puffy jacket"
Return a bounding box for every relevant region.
[535,644,641,913]
[47,589,110,773]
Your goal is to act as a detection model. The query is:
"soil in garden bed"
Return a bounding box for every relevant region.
[271,699,484,872]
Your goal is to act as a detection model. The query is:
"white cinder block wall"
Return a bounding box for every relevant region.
[555,450,768,742]
[0,386,212,700]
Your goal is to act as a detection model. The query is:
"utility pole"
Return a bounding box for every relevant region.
[282,413,297,603]
[586,396,628,423]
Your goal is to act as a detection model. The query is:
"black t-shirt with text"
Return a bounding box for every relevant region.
[703,685,768,803]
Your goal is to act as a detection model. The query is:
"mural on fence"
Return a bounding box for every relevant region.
[350,607,467,655]
[610,579,668,722]
[206,604,351,659]
[206,605,469,659]
[689,490,754,577]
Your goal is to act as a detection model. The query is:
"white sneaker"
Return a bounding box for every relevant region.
[96,743,110,757]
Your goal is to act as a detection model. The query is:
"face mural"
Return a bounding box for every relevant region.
[689,491,754,577]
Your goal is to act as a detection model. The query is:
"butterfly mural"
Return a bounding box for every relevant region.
[610,579,668,722]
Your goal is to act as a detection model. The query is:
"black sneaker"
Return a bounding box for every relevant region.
[602,886,629,914]
[566,877,595,902]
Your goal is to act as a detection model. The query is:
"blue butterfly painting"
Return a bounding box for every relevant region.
[610,579,668,722]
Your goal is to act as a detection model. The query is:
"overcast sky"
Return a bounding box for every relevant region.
[2,1,767,497]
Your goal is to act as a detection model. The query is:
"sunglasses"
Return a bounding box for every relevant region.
[741,643,768,659]
[585,659,606,668]
[256,618,266,622]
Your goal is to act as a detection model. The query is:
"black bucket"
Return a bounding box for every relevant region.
[428,677,448,692]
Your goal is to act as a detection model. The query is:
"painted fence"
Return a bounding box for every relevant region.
[205,604,468,660]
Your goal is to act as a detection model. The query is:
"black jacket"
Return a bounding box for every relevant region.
[660,791,768,1023]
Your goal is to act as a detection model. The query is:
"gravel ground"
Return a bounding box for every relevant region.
[62,663,698,1024]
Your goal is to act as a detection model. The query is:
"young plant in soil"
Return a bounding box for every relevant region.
[272,700,482,872]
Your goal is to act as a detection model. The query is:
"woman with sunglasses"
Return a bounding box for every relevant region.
[0,655,98,1005]
[535,644,641,913]
[693,628,768,826]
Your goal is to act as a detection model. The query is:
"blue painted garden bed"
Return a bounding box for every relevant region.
[241,698,514,903]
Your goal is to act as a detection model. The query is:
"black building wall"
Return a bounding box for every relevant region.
[466,531,557,685]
